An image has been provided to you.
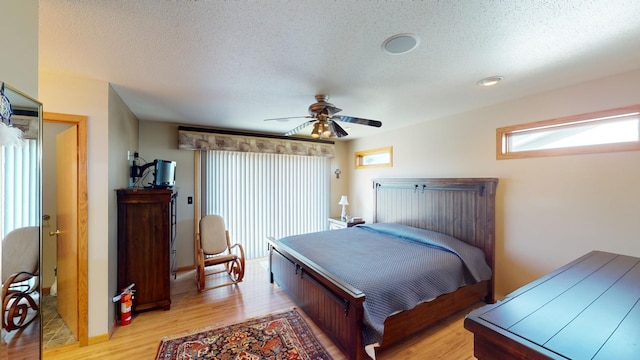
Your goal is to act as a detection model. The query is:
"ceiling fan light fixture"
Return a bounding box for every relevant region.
[327,121,340,139]
[269,95,382,138]
[321,121,334,138]
[382,33,420,55]
[477,76,504,87]
[311,122,321,138]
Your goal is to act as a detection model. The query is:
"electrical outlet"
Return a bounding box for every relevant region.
[127,150,131,160]
[188,196,193,204]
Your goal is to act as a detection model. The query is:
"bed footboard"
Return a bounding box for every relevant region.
[268,239,367,360]
[380,280,489,348]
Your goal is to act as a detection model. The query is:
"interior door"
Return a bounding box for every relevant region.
[55,125,79,340]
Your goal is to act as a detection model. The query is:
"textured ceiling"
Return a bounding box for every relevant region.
[39,0,640,139]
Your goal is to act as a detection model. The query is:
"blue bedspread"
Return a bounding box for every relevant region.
[278,223,492,345]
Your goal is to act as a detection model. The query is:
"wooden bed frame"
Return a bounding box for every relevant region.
[267,178,498,360]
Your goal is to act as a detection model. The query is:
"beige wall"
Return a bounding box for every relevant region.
[138,121,195,268]
[0,0,39,335]
[330,141,350,218]
[39,70,112,338]
[0,0,38,97]
[348,68,640,299]
[0,0,39,255]
[107,85,140,330]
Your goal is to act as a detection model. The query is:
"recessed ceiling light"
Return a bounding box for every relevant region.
[382,33,420,55]
[477,76,504,87]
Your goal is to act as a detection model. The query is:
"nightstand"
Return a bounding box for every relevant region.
[328,217,365,230]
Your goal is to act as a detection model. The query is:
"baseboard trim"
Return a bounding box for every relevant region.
[177,265,195,272]
[88,333,110,345]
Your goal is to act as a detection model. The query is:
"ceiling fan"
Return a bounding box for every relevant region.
[265,94,382,139]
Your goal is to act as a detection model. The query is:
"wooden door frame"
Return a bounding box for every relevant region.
[44,112,88,347]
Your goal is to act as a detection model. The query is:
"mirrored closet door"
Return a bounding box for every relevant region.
[1,82,43,359]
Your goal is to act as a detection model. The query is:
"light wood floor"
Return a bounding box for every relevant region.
[43,258,480,359]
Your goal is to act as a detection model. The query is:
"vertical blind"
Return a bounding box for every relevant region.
[1,139,40,237]
[202,150,329,259]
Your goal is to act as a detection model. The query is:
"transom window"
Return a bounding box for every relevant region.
[497,105,640,159]
[354,146,393,169]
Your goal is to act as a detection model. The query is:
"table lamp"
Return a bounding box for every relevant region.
[338,195,349,221]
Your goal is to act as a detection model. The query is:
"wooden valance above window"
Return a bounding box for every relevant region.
[178,126,335,158]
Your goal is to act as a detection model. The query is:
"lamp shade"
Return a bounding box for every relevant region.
[338,196,349,206]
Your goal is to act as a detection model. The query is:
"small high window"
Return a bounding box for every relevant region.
[497,105,640,159]
[355,146,393,169]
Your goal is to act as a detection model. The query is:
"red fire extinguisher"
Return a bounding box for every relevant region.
[120,292,133,325]
[112,283,135,326]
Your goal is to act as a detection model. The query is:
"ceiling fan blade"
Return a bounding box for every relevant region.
[264,116,311,122]
[334,115,382,128]
[331,121,349,138]
[325,106,342,117]
[284,120,315,136]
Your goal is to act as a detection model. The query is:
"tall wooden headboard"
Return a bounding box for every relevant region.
[373,178,498,301]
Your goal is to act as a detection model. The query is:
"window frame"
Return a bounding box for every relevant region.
[354,146,393,169]
[496,105,640,160]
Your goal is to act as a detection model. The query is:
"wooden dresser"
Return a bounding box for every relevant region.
[117,188,177,312]
[465,251,640,359]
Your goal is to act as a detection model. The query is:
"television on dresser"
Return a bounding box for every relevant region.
[131,157,176,189]
[151,159,176,188]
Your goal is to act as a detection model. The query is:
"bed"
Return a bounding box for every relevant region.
[267,178,498,360]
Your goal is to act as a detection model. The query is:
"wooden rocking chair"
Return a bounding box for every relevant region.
[195,215,245,292]
[2,226,40,332]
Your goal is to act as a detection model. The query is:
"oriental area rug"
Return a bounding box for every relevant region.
[155,309,333,360]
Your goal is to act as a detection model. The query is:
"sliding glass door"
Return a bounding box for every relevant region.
[201,150,329,259]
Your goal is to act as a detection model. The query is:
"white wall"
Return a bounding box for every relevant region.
[348,69,640,299]
[39,70,112,338]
